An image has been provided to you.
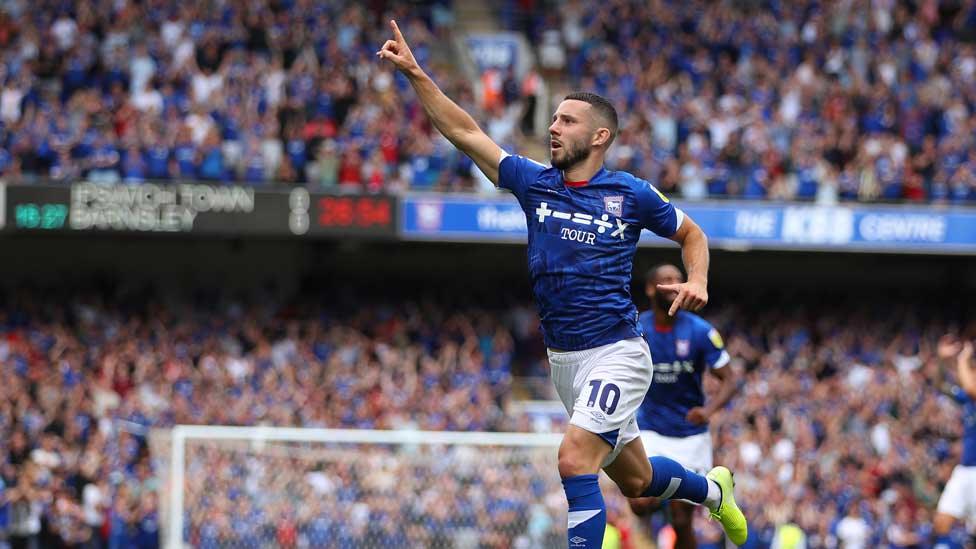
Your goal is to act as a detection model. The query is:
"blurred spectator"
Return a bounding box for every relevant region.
[0,285,532,545]
[0,1,487,191]
[886,506,924,549]
[0,282,974,546]
[836,504,870,549]
[770,522,807,549]
[5,0,974,201]
[700,299,976,547]
[527,0,976,204]
[7,464,44,549]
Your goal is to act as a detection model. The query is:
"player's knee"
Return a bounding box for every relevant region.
[557,450,592,478]
[558,429,604,478]
[616,476,649,498]
[557,443,591,478]
[557,455,577,478]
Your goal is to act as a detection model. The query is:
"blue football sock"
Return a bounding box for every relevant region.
[562,474,606,548]
[642,456,709,504]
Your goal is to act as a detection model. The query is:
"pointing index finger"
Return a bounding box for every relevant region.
[668,291,683,317]
[390,19,405,43]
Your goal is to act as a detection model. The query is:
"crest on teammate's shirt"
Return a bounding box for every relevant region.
[604,196,623,216]
[676,339,690,357]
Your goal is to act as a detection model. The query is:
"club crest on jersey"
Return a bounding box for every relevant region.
[676,339,690,357]
[604,196,623,216]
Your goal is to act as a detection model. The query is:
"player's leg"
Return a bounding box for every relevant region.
[559,424,613,476]
[628,495,664,516]
[603,434,713,502]
[605,436,746,544]
[592,340,719,506]
[634,430,714,547]
[627,497,695,549]
[553,338,747,547]
[668,501,697,549]
[558,425,613,549]
[552,337,691,548]
[550,346,618,549]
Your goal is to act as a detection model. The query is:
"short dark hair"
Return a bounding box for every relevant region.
[564,92,618,147]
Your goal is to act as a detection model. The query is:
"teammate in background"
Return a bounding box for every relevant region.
[628,264,740,549]
[378,20,747,548]
[934,336,976,549]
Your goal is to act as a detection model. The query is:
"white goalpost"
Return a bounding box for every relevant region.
[151,426,568,549]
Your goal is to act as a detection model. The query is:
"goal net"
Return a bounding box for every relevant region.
[150,426,573,549]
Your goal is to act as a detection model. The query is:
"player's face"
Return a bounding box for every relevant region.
[647,265,684,311]
[549,100,594,171]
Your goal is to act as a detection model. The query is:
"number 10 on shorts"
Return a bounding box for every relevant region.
[586,380,621,415]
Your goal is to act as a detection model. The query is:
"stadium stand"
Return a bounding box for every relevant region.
[0,284,973,547]
[0,1,488,192]
[1,1,975,201]
[500,0,976,203]
[1,0,976,547]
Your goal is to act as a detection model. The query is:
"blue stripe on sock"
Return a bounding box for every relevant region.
[562,474,606,549]
[642,455,708,503]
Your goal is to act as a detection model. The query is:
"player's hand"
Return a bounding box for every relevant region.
[376,20,420,76]
[686,407,710,425]
[657,280,708,316]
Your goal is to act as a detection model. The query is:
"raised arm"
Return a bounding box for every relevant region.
[377,20,505,184]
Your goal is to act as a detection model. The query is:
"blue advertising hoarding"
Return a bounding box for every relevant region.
[465,34,520,73]
[401,194,976,254]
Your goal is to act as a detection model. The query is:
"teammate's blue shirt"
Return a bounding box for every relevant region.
[499,154,683,351]
[950,386,976,466]
[636,310,730,437]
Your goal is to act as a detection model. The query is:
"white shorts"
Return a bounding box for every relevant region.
[549,337,653,468]
[640,430,714,474]
[937,465,976,520]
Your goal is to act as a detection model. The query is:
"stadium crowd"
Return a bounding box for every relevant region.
[0,0,487,192]
[1,1,976,202]
[0,284,974,547]
[699,300,973,548]
[174,442,573,548]
[519,0,976,203]
[0,287,531,548]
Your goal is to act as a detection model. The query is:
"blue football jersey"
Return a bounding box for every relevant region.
[636,310,730,437]
[951,386,976,466]
[499,154,683,351]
